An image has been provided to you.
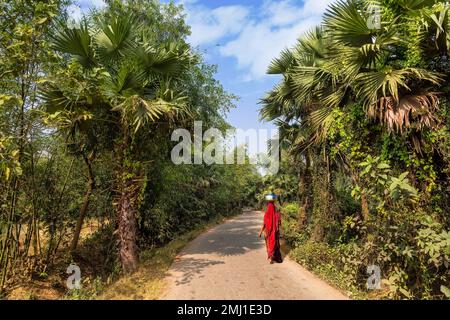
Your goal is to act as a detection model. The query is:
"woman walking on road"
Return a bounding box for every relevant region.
[259,193,283,264]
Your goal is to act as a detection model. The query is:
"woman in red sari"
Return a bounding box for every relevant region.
[258,194,283,264]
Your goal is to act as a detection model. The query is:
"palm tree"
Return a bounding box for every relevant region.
[261,0,447,221]
[41,13,192,272]
[261,27,336,224]
[322,0,444,135]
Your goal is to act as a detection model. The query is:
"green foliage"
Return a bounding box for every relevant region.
[0,136,22,181]
[352,155,419,211]
[263,0,450,300]
[0,0,258,296]
[256,150,299,207]
[138,151,259,246]
[279,203,307,246]
[289,241,364,299]
[65,277,105,300]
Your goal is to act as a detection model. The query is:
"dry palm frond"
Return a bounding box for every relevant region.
[368,92,440,132]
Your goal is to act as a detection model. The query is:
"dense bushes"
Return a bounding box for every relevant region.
[279,198,450,299]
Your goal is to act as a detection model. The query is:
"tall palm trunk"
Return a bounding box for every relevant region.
[0,178,19,291]
[117,125,139,273]
[118,183,139,273]
[311,146,333,242]
[70,153,95,253]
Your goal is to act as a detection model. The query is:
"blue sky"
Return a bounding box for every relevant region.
[68,0,334,132]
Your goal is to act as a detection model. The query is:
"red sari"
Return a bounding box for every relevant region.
[264,202,283,263]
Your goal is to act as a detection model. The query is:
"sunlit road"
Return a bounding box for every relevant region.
[162,210,349,300]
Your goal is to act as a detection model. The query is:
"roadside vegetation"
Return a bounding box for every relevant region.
[0,0,259,299]
[260,0,450,300]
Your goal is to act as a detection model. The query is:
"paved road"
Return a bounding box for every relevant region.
[162,210,349,300]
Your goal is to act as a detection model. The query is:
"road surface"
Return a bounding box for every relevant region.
[162,210,349,300]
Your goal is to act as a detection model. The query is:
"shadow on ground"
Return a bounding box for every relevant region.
[182,212,264,257]
[173,258,225,286]
[169,212,266,287]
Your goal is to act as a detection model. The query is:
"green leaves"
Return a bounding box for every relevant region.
[136,42,192,78]
[39,84,79,113]
[397,0,439,11]
[426,2,450,54]
[50,19,96,69]
[389,172,418,201]
[101,64,146,101]
[44,11,196,138]
[263,0,448,152]
[323,0,374,46]
[260,1,449,300]
[267,48,295,75]
[355,155,419,208]
[0,136,22,182]
[95,13,137,65]
[440,285,450,299]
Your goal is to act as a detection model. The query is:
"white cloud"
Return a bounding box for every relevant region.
[185,0,335,80]
[67,0,106,23]
[262,0,303,27]
[67,4,83,22]
[186,5,250,46]
[301,0,336,15]
[220,16,322,80]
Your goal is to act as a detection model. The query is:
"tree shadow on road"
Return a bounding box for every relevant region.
[181,212,265,257]
[172,257,225,286]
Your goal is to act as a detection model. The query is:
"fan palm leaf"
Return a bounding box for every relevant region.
[95,13,137,65]
[50,19,96,68]
[136,42,191,78]
[323,0,375,46]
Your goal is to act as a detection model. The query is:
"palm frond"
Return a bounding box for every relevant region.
[101,63,147,103]
[397,0,439,11]
[428,4,450,54]
[50,18,96,68]
[355,67,442,107]
[40,85,79,113]
[323,0,374,46]
[136,43,191,78]
[369,92,440,132]
[267,48,295,74]
[95,13,137,64]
